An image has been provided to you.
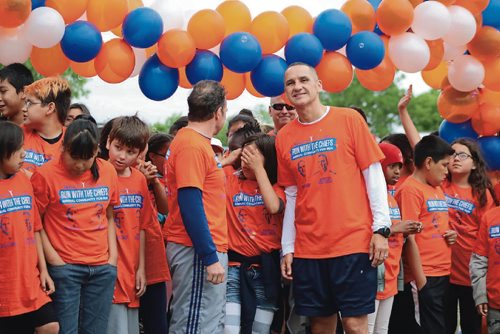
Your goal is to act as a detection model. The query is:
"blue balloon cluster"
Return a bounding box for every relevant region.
[313,9,352,51]
[346,31,385,70]
[61,21,103,63]
[139,55,179,101]
[251,55,288,97]
[438,120,479,144]
[482,0,500,30]
[186,50,223,85]
[478,136,500,171]
[220,32,262,73]
[123,8,163,48]
[285,33,324,67]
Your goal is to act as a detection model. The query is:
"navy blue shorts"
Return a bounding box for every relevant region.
[292,253,376,318]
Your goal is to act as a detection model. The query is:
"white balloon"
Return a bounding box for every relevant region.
[443,42,467,61]
[0,30,32,65]
[131,47,147,77]
[442,6,476,46]
[388,33,430,73]
[411,1,451,40]
[23,7,65,48]
[448,55,485,92]
[151,0,184,31]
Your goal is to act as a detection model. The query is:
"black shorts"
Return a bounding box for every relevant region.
[0,302,57,334]
[292,253,376,318]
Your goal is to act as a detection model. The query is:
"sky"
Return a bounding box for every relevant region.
[79,0,431,125]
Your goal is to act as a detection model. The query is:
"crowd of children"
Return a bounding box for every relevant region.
[0,61,499,334]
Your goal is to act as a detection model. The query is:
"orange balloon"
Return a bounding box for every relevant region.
[422,62,448,89]
[94,39,135,83]
[87,0,128,32]
[316,52,353,93]
[0,0,31,28]
[250,11,290,54]
[188,9,225,50]
[424,39,444,71]
[376,0,414,36]
[408,0,423,7]
[216,1,251,36]
[157,29,196,68]
[110,0,144,37]
[341,0,376,34]
[434,0,456,5]
[356,56,396,91]
[31,45,70,77]
[438,86,480,123]
[281,6,313,37]
[471,103,500,136]
[468,27,500,62]
[145,44,157,58]
[480,88,500,106]
[221,67,245,100]
[483,58,500,92]
[70,59,97,78]
[245,72,264,97]
[454,0,488,15]
[178,67,192,89]
[46,0,88,24]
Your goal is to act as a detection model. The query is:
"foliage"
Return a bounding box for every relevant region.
[150,112,183,133]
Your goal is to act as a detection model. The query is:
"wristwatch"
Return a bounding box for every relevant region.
[374,227,391,238]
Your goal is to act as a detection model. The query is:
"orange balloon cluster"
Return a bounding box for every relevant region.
[221,67,245,100]
[31,45,69,77]
[87,0,128,32]
[438,86,480,123]
[94,39,135,83]
[245,73,264,98]
[178,67,192,89]
[250,11,290,54]
[111,0,144,37]
[216,1,251,36]
[454,0,488,15]
[46,0,88,24]
[482,58,500,91]
[424,39,444,71]
[471,103,500,136]
[315,52,353,93]
[376,0,414,36]
[0,0,31,28]
[281,6,313,36]
[357,56,396,91]
[188,9,225,50]
[71,59,97,78]
[468,27,500,61]
[422,62,448,89]
[341,0,376,34]
[157,30,196,68]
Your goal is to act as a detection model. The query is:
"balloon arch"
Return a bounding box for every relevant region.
[0,0,499,168]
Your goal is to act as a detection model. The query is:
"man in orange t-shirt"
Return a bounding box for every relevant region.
[164,80,228,334]
[277,63,391,333]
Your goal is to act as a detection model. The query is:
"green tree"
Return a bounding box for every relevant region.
[150,112,183,133]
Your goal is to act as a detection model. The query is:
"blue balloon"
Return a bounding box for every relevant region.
[31,0,45,10]
[220,32,262,73]
[285,33,324,67]
[482,0,500,30]
[139,54,179,101]
[373,23,384,36]
[478,136,500,171]
[438,120,479,144]
[186,50,223,85]
[313,9,352,51]
[346,31,385,70]
[368,0,382,10]
[123,8,163,48]
[61,21,102,63]
[250,55,288,97]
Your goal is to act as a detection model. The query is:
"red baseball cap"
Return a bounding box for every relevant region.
[379,142,403,170]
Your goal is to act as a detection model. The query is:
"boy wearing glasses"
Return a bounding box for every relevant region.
[268,95,297,136]
[22,77,71,173]
[0,63,34,125]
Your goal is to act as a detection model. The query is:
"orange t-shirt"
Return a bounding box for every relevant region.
[226,174,284,258]
[495,183,500,204]
[31,158,120,265]
[164,128,227,252]
[396,176,451,278]
[474,206,500,309]
[22,127,64,173]
[443,180,495,286]
[275,107,384,258]
[378,193,404,300]
[0,172,51,317]
[388,174,410,197]
[112,168,156,307]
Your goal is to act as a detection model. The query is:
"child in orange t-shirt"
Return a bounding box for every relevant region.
[106,116,157,334]
[0,122,59,334]
[31,118,120,334]
[22,77,71,173]
[225,134,285,334]
[395,135,457,334]
[0,63,34,125]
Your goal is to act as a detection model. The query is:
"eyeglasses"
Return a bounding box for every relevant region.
[271,103,295,111]
[451,152,472,161]
[25,100,42,109]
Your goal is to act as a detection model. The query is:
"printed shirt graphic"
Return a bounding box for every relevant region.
[443,180,495,286]
[22,127,64,173]
[0,172,51,316]
[226,174,285,258]
[378,193,404,300]
[474,206,500,309]
[396,176,451,279]
[31,158,120,265]
[112,168,155,307]
[275,107,384,258]
[164,128,227,252]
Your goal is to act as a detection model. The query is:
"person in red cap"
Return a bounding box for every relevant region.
[368,143,423,334]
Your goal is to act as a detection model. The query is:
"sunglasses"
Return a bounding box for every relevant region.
[271,103,295,111]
